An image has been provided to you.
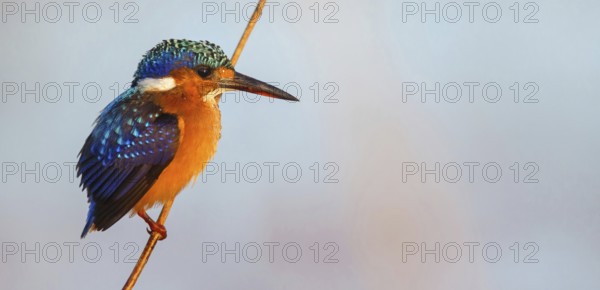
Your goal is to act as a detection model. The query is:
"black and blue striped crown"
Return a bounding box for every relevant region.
[133,39,232,81]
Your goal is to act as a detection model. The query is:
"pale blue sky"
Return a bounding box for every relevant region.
[1,1,599,289]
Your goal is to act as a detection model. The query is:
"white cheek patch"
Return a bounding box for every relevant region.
[138,77,176,93]
[202,88,228,104]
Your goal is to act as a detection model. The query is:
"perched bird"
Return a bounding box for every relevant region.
[77,39,298,239]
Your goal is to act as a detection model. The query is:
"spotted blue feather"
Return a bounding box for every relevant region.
[77,87,180,237]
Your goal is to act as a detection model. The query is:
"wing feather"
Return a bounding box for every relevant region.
[78,88,180,237]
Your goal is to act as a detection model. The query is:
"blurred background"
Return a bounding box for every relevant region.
[1,0,599,289]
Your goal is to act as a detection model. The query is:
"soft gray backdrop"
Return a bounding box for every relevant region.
[1,0,599,289]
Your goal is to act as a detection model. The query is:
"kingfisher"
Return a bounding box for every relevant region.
[77,39,298,239]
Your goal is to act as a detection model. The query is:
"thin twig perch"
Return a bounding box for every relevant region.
[122,1,267,289]
[231,0,266,66]
[122,199,172,290]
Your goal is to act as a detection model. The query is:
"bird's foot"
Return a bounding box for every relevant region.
[137,210,167,240]
[146,223,167,241]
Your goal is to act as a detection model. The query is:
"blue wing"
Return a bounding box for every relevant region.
[77,88,180,237]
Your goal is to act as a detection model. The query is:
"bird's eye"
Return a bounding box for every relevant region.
[196,66,212,78]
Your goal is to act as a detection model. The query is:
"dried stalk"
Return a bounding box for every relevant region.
[122,199,172,290]
[231,0,267,66]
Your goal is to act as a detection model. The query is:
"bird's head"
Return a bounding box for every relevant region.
[132,39,298,109]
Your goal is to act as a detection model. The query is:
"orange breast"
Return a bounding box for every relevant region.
[133,90,222,212]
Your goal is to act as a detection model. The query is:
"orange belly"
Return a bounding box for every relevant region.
[133,102,221,212]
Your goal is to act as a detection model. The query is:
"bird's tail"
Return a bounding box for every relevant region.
[80,202,96,238]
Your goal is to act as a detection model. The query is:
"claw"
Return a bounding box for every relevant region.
[138,210,167,240]
[148,223,167,240]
